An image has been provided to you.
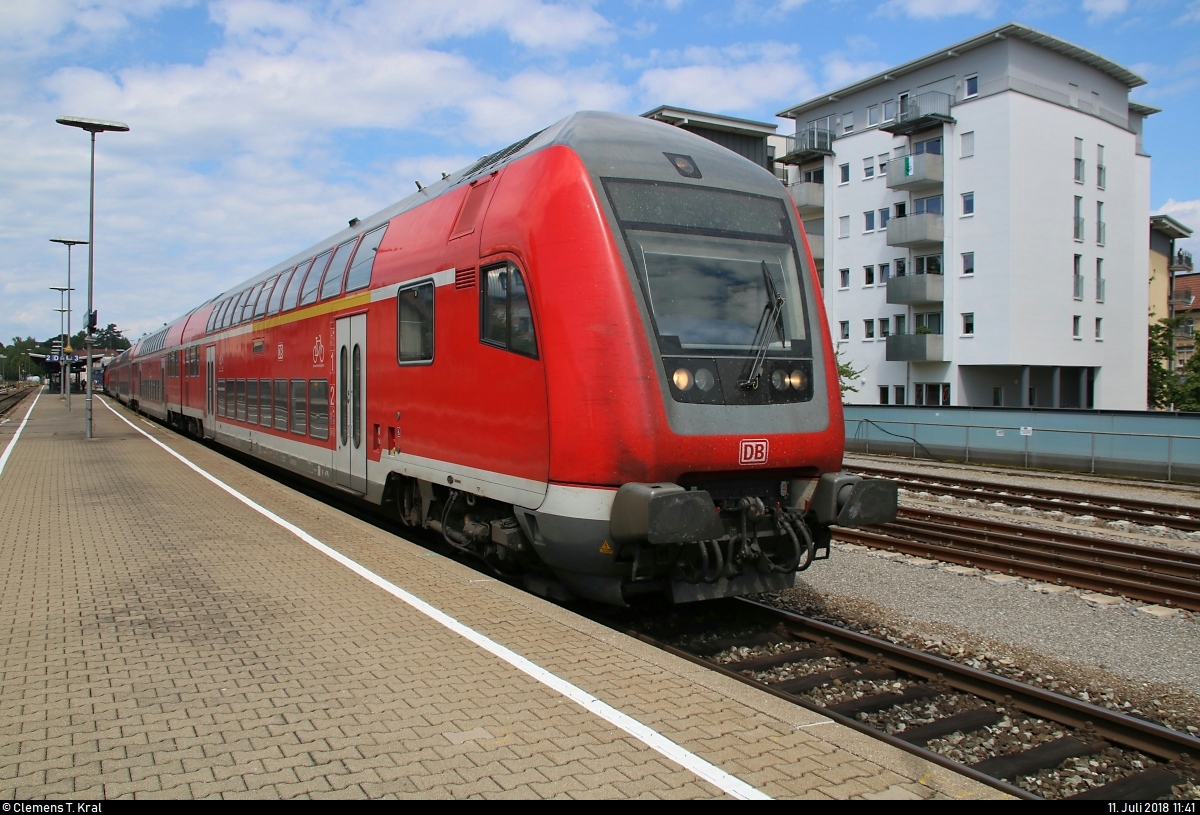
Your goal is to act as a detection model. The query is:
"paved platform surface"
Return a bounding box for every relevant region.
[0,390,1008,800]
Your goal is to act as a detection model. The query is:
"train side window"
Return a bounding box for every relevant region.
[397,281,434,364]
[254,276,278,319]
[481,263,538,359]
[241,282,265,323]
[299,250,333,307]
[267,268,294,315]
[236,379,247,422]
[274,380,288,431]
[282,261,311,312]
[290,379,307,435]
[308,379,329,440]
[217,380,226,417]
[260,379,273,427]
[319,239,358,301]
[216,298,233,330]
[223,292,244,328]
[345,224,388,293]
[247,379,259,424]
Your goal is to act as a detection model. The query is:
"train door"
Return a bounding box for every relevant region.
[335,314,367,493]
[205,345,216,438]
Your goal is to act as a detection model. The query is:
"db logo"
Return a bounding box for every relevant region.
[739,438,769,466]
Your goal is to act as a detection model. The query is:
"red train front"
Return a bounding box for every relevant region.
[106,111,896,605]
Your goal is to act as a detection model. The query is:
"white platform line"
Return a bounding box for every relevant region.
[0,389,43,478]
[98,398,770,800]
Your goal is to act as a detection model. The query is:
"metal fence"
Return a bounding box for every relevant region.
[844,407,1200,483]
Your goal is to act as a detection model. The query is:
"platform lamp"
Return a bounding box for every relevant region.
[50,237,85,410]
[55,116,129,439]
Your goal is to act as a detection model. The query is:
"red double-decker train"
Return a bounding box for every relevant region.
[106,111,895,605]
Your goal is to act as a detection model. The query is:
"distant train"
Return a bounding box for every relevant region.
[106,111,896,605]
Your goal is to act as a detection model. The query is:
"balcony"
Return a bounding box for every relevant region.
[886,273,944,305]
[880,91,955,136]
[886,332,944,362]
[1171,250,1194,272]
[1170,289,1196,307]
[788,181,825,214]
[886,152,943,191]
[886,212,944,248]
[778,127,835,165]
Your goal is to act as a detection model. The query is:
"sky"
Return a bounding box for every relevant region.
[2,0,1199,344]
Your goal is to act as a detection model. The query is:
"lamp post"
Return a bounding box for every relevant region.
[55,117,128,439]
[52,301,69,403]
[50,237,86,411]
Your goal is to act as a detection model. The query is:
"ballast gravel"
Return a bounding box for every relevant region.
[763,543,1200,736]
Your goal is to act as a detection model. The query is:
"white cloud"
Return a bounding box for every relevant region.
[874,0,998,19]
[1177,0,1200,24]
[1082,0,1128,23]
[636,42,816,113]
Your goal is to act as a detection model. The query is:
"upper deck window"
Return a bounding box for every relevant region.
[345,224,387,292]
[267,267,295,315]
[319,239,358,301]
[299,250,333,307]
[282,260,311,312]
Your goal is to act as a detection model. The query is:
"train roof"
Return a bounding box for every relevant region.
[150,111,786,349]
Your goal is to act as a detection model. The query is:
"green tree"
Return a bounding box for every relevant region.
[835,342,864,395]
[1175,353,1200,412]
[1147,318,1179,409]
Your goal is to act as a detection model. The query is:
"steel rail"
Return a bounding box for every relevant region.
[851,464,1200,533]
[835,526,1200,611]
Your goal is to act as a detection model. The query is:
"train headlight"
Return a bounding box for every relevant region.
[770,369,788,391]
[788,369,808,390]
[672,367,694,391]
[695,368,716,392]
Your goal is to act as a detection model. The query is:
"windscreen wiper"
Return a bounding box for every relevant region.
[739,262,785,389]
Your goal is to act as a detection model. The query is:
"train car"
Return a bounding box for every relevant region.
[106,111,896,605]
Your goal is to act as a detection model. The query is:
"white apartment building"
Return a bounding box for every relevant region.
[777,24,1154,410]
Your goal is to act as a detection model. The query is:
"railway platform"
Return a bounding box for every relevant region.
[0,390,1006,800]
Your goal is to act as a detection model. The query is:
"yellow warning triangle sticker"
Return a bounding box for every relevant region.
[598,541,613,554]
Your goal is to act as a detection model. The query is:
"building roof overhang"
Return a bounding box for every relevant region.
[641,105,778,137]
[777,22,1147,120]
[1151,214,1194,240]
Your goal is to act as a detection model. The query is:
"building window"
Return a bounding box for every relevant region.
[894,201,907,219]
[1096,201,1106,246]
[1074,196,1084,241]
[878,154,889,175]
[843,111,854,133]
[864,265,875,285]
[962,313,975,335]
[960,131,974,158]
[913,137,942,155]
[839,163,850,184]
[962,252,974,275]
[839,268,850,288]
[993,386,1003,406]
[879,317,890,337]
[894,385,905,405]
[863,157,875,179]
[879,208,890,229]
[879,262,891,282]
[839,321,850,340]
[915,254,942,275]
[1096,258,1105,303]
[1073,315,1082,339]
[961,192,974,216]
[1095,317,1103,339]
[1073,254,1084,300]
[883,99,895,122]
[868,105,879,126]
[965,74,978,98]
[915,382,950,406]
[879,386,889,405]
[839,216,850,238]
[895,257,906,277]
[895,314,906,334]
[914,195,943,215]
[802,167,824,183]
[863,320,875,339]
[864,211,875,232]
[1097,145,1106,189]
[916,311,942,334]
[1074,138,1085,184]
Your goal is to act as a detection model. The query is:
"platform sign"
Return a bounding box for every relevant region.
[1020,426,1033,436]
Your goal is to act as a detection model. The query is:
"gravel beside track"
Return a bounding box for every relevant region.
[764,542,1200,741]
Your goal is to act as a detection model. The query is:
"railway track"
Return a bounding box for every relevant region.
[835,506,1200,612]
[0,388,32,418]
[617,598,1200,800]
[851,463,1200,533]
